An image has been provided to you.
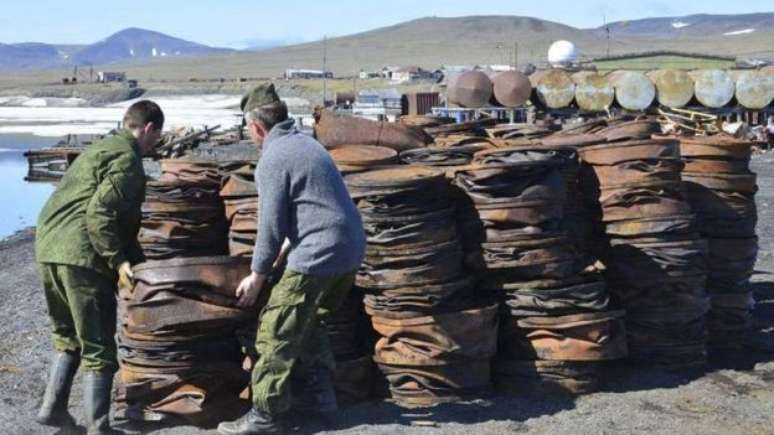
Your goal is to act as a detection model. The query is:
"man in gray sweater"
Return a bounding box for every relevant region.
[218,84,365,435]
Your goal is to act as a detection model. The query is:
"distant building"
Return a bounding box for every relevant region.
[97,72,126,83]
[381,66,401,80]
[589,51,736,71]
[391,66,438,83]
[359,69,382,80]
[353,88,402,119]
[284,69,333,80]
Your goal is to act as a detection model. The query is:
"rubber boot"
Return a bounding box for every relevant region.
[83,370,121,435]
[217,408,283,435]
[35,351,79,427]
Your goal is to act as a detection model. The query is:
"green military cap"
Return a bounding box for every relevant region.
[241,83,281,113]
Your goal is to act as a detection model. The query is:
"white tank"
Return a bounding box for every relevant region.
[548,40,578,67]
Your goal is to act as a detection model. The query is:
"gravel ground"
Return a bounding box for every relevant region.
[2,156,773,435]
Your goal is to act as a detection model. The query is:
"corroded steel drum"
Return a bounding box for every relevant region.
[691,69,735,108]
[734,71,774,110]
[573,72,614,112]
[649,69,695,108]
[530,69,576,109]
[492,70,532,107]
[448,71,493,108]
[608,70,655,111]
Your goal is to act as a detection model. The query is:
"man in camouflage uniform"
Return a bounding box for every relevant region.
[35,101,164,434]
[217,84,365,435]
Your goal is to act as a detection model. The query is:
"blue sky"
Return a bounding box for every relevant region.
[0,0,772,48]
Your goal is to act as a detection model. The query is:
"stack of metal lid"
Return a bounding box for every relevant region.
[579,127,709,367]
[329,145,398,174]
[220,161,259,257]
[455,147,626,394]
[114,257,257,425]
[346,166,498,407]
[680,134,758,347]
[138,160,227,259]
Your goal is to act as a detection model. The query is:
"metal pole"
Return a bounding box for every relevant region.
[322,36,327,106]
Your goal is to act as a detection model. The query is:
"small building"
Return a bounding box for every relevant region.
[97,71,126,83]
[284,69,333,80]
[359,69,382,80]
[353,88,402,119]
[381,66,401,80]
[391,66,437,83]
[589,51,736,71]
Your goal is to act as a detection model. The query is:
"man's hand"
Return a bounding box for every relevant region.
[236,271,267,308]
[117,261,133,289]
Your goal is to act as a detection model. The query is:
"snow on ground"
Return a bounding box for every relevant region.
[0,94,242,137]
[671,21,691,29]
[724,28,756,36]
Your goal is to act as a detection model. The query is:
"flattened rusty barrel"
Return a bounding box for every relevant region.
[608,70,655,111]
[691,69,735,108]
[572,72,614,112]
[648,69,695,108]
[329,145,399,174]
[530,69,576,109]
[492,70,532,107]
[734,71,774,110]
[448,71,493,108]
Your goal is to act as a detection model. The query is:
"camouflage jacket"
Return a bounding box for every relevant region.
[35,130,146,276]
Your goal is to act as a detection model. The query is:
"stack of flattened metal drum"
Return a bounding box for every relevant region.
[454,147,626,394]
[345,166,498,407]
[220,161,259,257]
[115,257,256,425]
[138,160,227,259]
[579,125,709,367]
[679,135,758,347]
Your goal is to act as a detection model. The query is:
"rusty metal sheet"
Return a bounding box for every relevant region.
[371,304,498,366]
[400,145,487,167]
[682,172,758,193]
[399,115,455,128]
[597,183,693,222]
[531,69,576,109]
[603,236,708,283]
[424,117,498,138]
[363,277,474,318]
[678,134,753,160]
[624,305,708,367]
[499,310,628,362]
[493,359,600,395]
[582,158,684,188]
[505,280,610,317]
[357,241,465,289]
[448,71,493,108]
[314,110,432,151]
[606,274,707,308]
[682,157,750,174]
[579,138,678,165]
[159,159,222,187]
[362,208,457,249]
[329,145,399,167]
[492,70,532,107]
[376,360,492,407]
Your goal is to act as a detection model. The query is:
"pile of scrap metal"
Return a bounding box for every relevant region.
[138,160,228,259]
[115,256,257,426]
[453,147,626,394]
[680,135,758,347]
[343,165,498,406]
[154,125,223,159]
[579,122,709,367]
[219,161,259,257]
[24,134,104,182]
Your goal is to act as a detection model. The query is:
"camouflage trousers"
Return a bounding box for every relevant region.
[39,263,118,372]
[251,269,355,415]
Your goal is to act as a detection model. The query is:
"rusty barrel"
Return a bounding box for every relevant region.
[608,70,655,111]
[734,70,774,110]
[690,69,735,108]
[648,69,695,108]
[530,69,576,109]
[572,72,614,112]
[448,70,493,108]
[492,70,532,107]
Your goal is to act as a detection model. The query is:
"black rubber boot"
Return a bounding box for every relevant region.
[217,408,283,435]
[83,370,121,435]
[35,351,79,427]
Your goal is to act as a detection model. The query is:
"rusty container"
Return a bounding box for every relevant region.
[530,69,576,109]
[649,69,695,108]
[608,70,655,111]
[492,70,532,107]
[573,72,614,112]
[401,92,441,116]
[734,71,774,110]
[690,69,735,108]
[448,71,493,108]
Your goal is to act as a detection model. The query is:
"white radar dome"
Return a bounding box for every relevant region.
[548,40,578,67]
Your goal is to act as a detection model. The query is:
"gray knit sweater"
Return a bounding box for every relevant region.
[251,119,366,276]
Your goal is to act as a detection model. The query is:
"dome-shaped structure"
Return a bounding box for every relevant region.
[548,40,578,67]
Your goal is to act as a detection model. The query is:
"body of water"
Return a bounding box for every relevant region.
[0,134,59,239]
